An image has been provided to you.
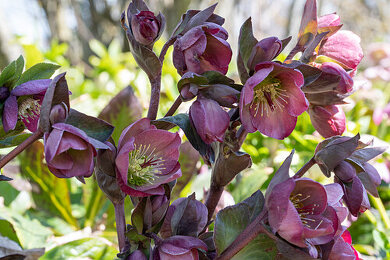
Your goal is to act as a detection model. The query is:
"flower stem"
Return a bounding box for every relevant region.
[293,157,316,179]
[147,73,162,120]
[159,36,177,63]
[205,183,224,222]
[164,96,182,117]
[0,129,43,169]
[114,200,126,253]
[369,195,390,229]
[284,46,301,62]
[216,209,269,260]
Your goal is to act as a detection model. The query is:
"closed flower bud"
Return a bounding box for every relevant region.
[131,11,160,46]
[308,105,346,138]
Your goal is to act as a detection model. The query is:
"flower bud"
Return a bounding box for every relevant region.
[49,103,68,125]
[152,236,207,259]
[320,62,353,94]
[131,11,160,46]
[247,37,282,70]
[334,161,356,182]
[189,97,230,144]
[308,105,346,138]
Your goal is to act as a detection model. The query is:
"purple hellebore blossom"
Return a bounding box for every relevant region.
[173,22,232,75]
[130,11,160,45]
[127,250,147,260]
[320,62,354,94]
[189,97,230,144]
[322,229,359,260]
[239,61,309,139]
[115,118,181,197]
[2,79,51,132]
[152,235,207,260]
[267,177,340,249]
[318,30,363,71]
[44,123,108,180]
[308,105,346,138]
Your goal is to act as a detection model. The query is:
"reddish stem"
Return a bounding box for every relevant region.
[147,73,162,120]
[114,200,126,252]
[164,96,182,117]
[205,183,224,222]
[293,157,316,179]
[0,130,43,169]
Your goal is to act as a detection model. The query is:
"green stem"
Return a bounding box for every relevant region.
[370,195,390,229]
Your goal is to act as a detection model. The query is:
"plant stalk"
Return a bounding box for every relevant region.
[114,200,126,252]
[164,96,182,117]
[293,157,315,179]
[205,183,224,222]
[0,129,43,169]
[147,73,162,120]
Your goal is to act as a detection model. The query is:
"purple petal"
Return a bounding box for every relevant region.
[159,236,207,254]
[293,179,328,214]
[11,79,51,96]
[44,128,64,162]
[199,34,232,75]
[118,118,156,151]
[2,95,18,132]
[325,183,344,205]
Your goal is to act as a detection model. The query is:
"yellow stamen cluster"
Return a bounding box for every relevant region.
[250,77,288,117]
[290,193,322,230]
[127,143,166,186]
[18,97,41,123]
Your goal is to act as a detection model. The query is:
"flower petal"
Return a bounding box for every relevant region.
[118,118,156,151]
[11,79,51,96]
[2,95,18,132]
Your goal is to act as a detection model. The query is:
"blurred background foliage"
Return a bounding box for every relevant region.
[0,0,389,259]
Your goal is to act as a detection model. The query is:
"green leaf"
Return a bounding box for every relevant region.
[237,18,258,83]
[0,133,31,148]
[0,121,26,142]
[0,55,25,88]
[0,218,21,244]
[153,113,214,162]
[40,238,117,260]
[65,109,114,143]
[0,182,20,206]
[214,190,275,259]
[19,142,78,227]
[15,62,60,86]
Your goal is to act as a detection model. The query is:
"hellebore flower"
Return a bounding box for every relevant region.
[127,250,147,260]
[44,123,108,180]
[240,61,308,139]
[160,195,208,239]
[130,11,160,46]
[189,97,230,144]
[267,177,340,248]
[2,79,51,132]
[173,22,232,75]
[152,235,207,260]
[320,62,354,94]
[318,30,363,71]
[308,105,346,138]
[115,118,181,197]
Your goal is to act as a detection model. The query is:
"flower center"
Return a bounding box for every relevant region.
[250,77,288,117]
[290,193,322,230]
[18,97,41,123]
[127,144,165,186]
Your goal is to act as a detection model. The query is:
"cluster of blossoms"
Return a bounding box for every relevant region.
[0,0,386,259]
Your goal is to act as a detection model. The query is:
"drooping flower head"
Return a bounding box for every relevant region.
[115,118,181,197]
[240,61,308,139]
[2,79,51,132]
[173,22,232,75]
[130,10,160,46]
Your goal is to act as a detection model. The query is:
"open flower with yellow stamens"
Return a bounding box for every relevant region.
[115,118,182,197]
[266,177,340,249]
[1,79,51,132]
[239,61,308,139]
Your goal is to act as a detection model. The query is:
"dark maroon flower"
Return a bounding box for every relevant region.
[267,177,340,248]
[2,79,51,132]
[239,61,308,139]
[153,235,207,260]
[308,105,346,138]
[115,118,181,197]
[44,123,108,180]
[160,195,208,239]
[323,229,359,260]
[173,22,232,75]
[320,62,354,94]
[131,11,160,45]
[189,97,230,144]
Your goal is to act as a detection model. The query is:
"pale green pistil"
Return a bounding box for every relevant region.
[127,144,164,186]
